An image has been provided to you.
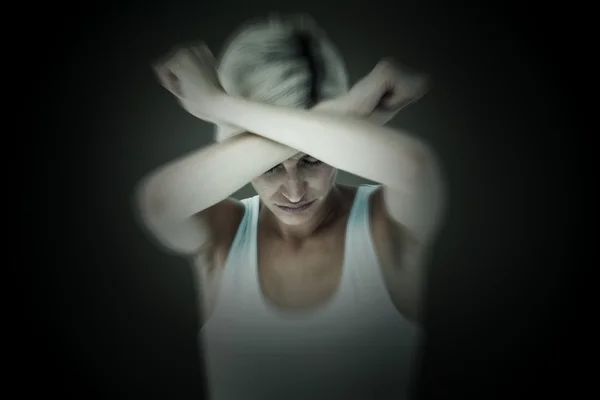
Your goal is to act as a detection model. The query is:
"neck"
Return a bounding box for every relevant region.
[265,186,343,242]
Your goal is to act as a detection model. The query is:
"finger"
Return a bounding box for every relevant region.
[386,74,430,109]
[378,85,408,109]
[156,47,195,97]
[190,42,217,69]
[152,52,171,83]
[406,74,430,97]
[380,95,411,111]
[165,70,183,97]
[155,65,176,91]
[153,45,183,73]
[190,42,226,94]
[154,64,177,94]
[153,62,183,96]
[153,49,180,87]
[152,61,168,87]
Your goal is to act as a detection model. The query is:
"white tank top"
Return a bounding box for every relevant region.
[199,185,420,400]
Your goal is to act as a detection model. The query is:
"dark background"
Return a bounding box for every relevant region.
[33,0,578,398]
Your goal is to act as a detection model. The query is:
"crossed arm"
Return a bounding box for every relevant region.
[205,91,445,323]
[141,49,446,325]
[211,94,445,247]
[146,47,445,267]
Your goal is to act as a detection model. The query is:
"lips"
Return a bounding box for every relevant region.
[277,200,312,209]
[275,199,315,213]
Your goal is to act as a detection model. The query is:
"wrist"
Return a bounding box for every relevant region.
[197,92,237,125]
[312,96,362,117]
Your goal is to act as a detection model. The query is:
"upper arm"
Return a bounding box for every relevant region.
[136,197,245,258]
[371,146,445,322]
[136,198,245,324]
[381,144,445,247]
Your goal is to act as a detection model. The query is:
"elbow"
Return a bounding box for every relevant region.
[417,141,440,176]
[397,140,437,184]
[133,177,168,226]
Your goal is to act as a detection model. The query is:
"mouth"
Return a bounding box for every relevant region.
[276,200,316,213]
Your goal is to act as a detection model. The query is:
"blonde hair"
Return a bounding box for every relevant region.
[214,14,349,141]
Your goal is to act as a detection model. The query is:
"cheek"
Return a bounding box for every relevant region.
[251,177,279,197]
[310,166,336,188]
[305,166,336,189]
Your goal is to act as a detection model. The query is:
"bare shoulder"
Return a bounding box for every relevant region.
[336,184,358,196]
[191,198,246,324]
[367,185,415,245]
[335,184,359,211]
[332,184,391,244]
[337,183,385,226]
[138,196,245,260]
[203,198,246,245]
[199,198,246,269]
[137,189,246,324]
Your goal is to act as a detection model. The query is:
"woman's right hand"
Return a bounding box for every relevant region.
[153,43,229,125]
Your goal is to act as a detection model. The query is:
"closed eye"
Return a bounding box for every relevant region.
[264,165,281,174]
[300,158,323,167]
[263,158,323,175]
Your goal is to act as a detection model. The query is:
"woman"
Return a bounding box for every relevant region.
[137,15,444,400]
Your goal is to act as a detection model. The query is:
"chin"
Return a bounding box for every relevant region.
[275,209,313,225]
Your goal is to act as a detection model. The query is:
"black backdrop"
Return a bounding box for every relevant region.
[32,0,579,398]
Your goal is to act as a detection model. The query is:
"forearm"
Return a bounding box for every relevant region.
[137,98,382,223]
[137,133,295,222]
[212,95,428,190]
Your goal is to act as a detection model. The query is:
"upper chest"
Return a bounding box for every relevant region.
[255,214,350,309]
[257,220,347,271]
[255,188,357,279]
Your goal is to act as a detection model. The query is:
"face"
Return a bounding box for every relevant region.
[251,153,337,225]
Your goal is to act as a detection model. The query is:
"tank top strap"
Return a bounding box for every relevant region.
[342,184,400,309]
[215,195,261,305]
[348,184,380,226]
[343,184,380,261]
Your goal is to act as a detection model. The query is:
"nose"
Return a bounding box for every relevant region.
[281,174,306,203]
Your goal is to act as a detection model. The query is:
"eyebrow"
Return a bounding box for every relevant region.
[271,155,317,168]
[286,155,310,162]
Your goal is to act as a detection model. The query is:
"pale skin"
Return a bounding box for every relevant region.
[137,44,445,324]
